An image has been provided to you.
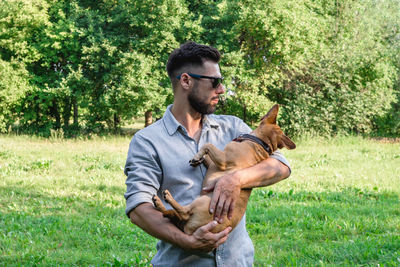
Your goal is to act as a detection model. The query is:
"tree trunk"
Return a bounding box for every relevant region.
[145,110,153,127]
[113,113,121,130]
[63,98,72,129]
[73,97,78,126]
[51,99,61,129]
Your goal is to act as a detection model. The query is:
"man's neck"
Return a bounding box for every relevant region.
[171,101,203,142]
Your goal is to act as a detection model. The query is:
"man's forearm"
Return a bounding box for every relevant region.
[129,202,232,252]
[236,157,290,189]
[129,203,188,248]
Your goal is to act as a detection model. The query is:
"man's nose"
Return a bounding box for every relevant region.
[215,83,225,94]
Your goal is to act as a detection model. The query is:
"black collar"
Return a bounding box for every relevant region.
[233,134,272,155]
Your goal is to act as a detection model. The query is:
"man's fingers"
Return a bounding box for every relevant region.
[214,226,231,240]
[192,223,231,252]
[227,200,235,220]
[220,198,231,220]
[209,198,216,214]
[199,220,218,233]
[215,235,229,247]
[209,187,221,214]
[202,187,213,193]
[202,179,217,193]
[213,227,231,248]
[214,196,227,220]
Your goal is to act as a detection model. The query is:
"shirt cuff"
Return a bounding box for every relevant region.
[125,191,154,218]
[270,151,291,174]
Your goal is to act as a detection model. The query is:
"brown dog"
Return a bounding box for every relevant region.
[152,104,296,234]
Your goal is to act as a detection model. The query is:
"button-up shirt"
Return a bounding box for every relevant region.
[124,105,290,267]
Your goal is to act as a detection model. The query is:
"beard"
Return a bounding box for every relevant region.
[188,84,218,114]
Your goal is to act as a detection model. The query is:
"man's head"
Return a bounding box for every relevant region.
[167,41,221,83]
[167,42,225,114]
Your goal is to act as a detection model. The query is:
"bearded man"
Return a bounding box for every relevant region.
[124,41,291,266]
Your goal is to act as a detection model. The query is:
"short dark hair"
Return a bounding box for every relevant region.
[166,41,221,81]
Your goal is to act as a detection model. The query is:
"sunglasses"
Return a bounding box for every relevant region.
[176,73,224,88]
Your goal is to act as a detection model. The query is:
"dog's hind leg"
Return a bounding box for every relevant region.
[152,195,167,212]
[153,194,186,230]
[163,190,191,221]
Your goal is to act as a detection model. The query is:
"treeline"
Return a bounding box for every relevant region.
[0,0,399,137]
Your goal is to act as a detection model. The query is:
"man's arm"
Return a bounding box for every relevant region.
[125,133,231,252]
[129,203,232,252]
[202,157,290,223]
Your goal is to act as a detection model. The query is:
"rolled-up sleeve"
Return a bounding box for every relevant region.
[235,117,291,173]
[270,150,291,173]
[124,134,162,217]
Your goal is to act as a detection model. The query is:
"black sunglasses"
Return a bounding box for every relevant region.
[176,73,224,88]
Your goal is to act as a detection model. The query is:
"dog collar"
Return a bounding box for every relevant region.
[233,134,272,155]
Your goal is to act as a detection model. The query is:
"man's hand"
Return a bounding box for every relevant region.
[185,221,232,252]
[202,171,242,223]
[130,204,231,253]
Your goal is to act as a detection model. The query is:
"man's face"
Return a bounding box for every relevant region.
[187,61,225,114]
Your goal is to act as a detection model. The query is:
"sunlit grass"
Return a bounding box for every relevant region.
[249,136,400,266]
[0,135,399,265]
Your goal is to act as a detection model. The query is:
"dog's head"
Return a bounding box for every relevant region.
[253,104,296,152]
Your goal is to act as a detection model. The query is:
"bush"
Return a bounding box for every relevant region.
[0,60,31,132]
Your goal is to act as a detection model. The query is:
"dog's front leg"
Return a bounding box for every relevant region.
[190,143,227,171]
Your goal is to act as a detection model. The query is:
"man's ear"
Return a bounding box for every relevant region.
[179,73,191,90]
[261,104,279,124]
[279,134,296,150]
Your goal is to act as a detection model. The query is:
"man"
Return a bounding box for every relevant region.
[124,41,291,266]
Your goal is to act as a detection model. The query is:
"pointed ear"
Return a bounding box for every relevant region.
[279,134,296,150]
[261,104,279,124]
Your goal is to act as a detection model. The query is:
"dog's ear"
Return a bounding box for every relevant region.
[261,104,279,124]
[278,134,296,150]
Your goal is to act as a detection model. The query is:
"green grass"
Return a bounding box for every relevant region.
[0,135,399,266]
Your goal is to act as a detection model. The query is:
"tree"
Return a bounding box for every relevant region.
[0,0,399,136]
[221,0,397,136]
[0,60,30,132]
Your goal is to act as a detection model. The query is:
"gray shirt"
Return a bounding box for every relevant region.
[124,105,290,267]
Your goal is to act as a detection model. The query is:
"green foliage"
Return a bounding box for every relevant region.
[0,0,399,136]
[226,0,398,136]
[372,1,400,136]
[0,60,31,132]
[112,52,166,120]
[374,90,400,136]
[0,0,49,63]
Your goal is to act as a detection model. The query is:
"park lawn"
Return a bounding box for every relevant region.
[0,135,399,266]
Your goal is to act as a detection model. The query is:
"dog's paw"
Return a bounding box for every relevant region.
[189,156,204,167]
[162,190,172,201]
[152,195,161,208]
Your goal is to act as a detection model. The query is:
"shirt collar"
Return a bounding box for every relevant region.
[162,105,220,136]
[163,105,181,136]
[202,114,220,131]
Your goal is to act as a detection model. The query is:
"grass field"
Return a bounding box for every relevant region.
[0,134,399,266]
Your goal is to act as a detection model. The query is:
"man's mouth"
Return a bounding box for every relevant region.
[211,97,219,104]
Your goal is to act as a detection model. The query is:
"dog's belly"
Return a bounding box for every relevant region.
[183,190,251,234]
[183,145,266,234]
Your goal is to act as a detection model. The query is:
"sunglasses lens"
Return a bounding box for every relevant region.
[212,78,221,88]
